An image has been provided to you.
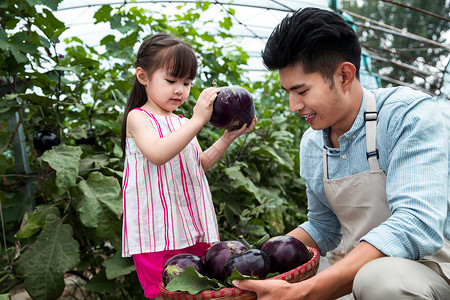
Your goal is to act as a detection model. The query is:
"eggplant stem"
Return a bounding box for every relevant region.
[238,235,252,249]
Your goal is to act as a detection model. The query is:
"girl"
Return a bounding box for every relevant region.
[120,33,256,299]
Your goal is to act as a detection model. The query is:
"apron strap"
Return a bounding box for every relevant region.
[323,146,328,179]
[364,91,380,170]
[323,90,381,180]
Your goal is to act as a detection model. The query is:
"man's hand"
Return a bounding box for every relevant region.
[232,278,312,300]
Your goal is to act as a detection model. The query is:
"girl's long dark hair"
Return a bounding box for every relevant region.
[121,33,198,155]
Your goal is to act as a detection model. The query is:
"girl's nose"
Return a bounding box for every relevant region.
[174,85,183,95]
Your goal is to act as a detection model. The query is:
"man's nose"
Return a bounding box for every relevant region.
[289,95,305,113]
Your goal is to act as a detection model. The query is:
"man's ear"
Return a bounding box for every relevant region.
[338,62,356,93]
[136,67,148,85]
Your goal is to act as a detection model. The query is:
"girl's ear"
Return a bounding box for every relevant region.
[136,67,148,85]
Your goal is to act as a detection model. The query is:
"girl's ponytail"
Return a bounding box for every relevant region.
[120,79,147,155]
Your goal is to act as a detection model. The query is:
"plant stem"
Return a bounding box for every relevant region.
[238,235,252,249]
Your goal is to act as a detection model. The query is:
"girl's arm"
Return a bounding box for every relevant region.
[199,116,257,172]
[127,87,219,165]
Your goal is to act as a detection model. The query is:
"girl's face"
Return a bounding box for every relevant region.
[142,68,192,115]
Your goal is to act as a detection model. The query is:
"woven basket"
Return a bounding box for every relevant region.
[159,246,320,300]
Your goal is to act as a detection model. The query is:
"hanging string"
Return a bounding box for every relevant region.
[380,0,450,22]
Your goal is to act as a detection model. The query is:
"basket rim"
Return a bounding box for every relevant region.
[159,246,320,298]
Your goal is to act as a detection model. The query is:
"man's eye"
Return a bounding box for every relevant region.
[298,90,308,95]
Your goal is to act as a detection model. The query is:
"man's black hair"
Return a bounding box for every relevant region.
[262,7,361,83]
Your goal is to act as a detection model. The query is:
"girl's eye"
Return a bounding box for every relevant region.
[166,80,175,84]
[184,82,191,86]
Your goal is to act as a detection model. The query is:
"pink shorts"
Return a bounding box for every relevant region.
[132,243,210,299]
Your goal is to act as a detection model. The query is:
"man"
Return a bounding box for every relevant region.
[233,7,449,299]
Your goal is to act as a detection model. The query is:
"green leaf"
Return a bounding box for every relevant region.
[219,17,233,30]
[251,144,292,169]
[225,165,261,199]
[225,268,258,286]
[74,172,122,238]
[85,268,118,293]
[39,144,83,195]
[79,154,109,173]
[34,9,67,40]
[0,28,8,49]
[15,205,60,238]
[104,254,135,280]
[14,214,80,300]
[4,93,58,107]
[67,126,87,140]
[93,5,113,23]
[165,266,226,294]
[0,294,11,300]
[201,1,210,11]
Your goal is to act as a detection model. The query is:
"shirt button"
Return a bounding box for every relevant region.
[342,154,348,160]
[352,135,357,139]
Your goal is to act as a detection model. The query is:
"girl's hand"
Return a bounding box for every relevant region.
[223,115,257,141]
[192,87,220,125]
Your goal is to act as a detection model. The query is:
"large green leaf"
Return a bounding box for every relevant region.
[14,214,80,300]
[85,268,118,294]
[4,93,58,107]
[15,205,60,238]
[225,165,261,200]
[165,266,226,294]
[39,144,83,195]
[34,9,67,40]
[104,254,135,280]
[0,28,8,49]
[74,172,122,239]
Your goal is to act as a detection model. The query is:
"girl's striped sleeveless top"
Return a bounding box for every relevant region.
[122,109,219,256]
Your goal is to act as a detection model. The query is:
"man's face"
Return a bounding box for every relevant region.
[279,63,351,132]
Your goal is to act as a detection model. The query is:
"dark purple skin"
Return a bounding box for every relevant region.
[260,235,310,274]
[33,129,61,153]
[75,132,96,145]
[223,249,271,280]
[162,253,205,285]
[205,241,248,282]
[209,86,255,131]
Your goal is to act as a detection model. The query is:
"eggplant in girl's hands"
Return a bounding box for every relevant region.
[209,86,255,131]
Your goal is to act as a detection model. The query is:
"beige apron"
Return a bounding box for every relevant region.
[322,91,450,283]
